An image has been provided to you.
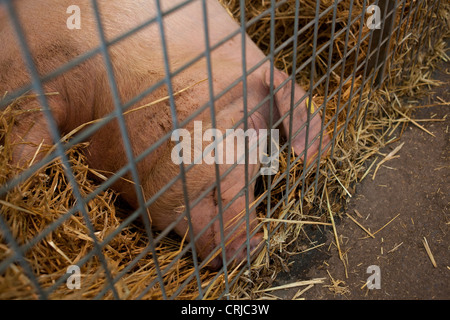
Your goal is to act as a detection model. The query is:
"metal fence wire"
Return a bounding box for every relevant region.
[0,0,446,299]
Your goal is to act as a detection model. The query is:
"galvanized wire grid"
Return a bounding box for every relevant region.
[0,0,443,299]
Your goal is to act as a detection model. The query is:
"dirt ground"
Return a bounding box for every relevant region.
[273,54,449,299]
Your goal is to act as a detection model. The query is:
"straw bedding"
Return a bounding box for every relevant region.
[0,0,448,299]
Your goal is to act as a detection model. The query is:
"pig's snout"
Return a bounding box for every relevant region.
[207,232,264,270]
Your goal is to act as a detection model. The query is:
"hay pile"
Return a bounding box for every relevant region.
[0,0,448,299]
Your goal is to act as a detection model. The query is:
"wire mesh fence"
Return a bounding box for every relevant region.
[0,0,447,299]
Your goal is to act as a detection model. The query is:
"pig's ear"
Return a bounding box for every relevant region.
[263,67,305,123]
[263,68,309,157]
[262,67,330,164]
[263,68,291,99]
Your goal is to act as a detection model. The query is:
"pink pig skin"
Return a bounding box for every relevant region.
[1,0,330,269]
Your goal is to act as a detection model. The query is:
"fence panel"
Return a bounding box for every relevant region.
[0,0,446,299]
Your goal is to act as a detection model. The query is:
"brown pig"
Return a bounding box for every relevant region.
[0,0,330,269]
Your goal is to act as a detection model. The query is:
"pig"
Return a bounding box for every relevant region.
[0,0,330,269]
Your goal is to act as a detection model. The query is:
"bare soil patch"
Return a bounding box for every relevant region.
[274,48,449,300]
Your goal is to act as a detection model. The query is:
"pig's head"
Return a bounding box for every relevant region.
[166,66,331,270]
